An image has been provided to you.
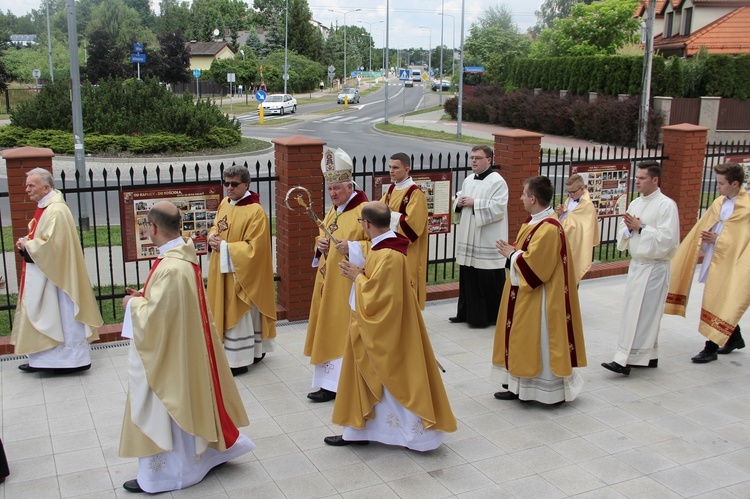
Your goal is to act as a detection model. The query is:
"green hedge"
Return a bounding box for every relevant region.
[9,77,242,154]
[507,54,750,99]
[443,86,663,147]
[0,125,241,155]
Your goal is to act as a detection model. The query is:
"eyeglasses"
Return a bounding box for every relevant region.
[223,181,245,188]
[470,156,489,160]
[357,218,370,224]
[566,186,583,195]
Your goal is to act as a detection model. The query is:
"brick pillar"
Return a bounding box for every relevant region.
[2,147,55,287]
[493,129,544,240]
[660,123,709,239]
[272,136,327,321]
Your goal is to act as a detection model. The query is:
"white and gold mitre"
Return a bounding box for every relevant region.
[321,147,353,184]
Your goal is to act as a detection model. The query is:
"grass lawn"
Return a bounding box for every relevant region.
[404,106,443,117]
[375,123,494,146]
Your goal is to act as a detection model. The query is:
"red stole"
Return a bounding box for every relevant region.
[18,206,47,300]
[384,184,420,242]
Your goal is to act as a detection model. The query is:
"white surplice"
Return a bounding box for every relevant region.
[613,188,680,366]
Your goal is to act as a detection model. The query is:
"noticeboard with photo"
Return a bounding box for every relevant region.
[120,183,222,262]
[571,161,630,218]
[373,172,452,234]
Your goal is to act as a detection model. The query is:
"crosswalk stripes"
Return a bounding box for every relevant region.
[311,115,387,124]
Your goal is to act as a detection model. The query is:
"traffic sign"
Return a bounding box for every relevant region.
[327,71,335,79]
[32,68,41,79]
[255,90,267,102]
[421,73,428,81]
[328,65,335,72]
[133,43,143,53]
[398,69,411,81]
[282,74,289,81]
[193,69,201,78]
[131,53,146,64]
[227,73,236,83]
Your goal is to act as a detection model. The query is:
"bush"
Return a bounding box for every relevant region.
[443,86,663,147]
[8,77,241,154]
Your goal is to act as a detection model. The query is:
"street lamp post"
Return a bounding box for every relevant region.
[284,0,289,94]
[330,8,361,86]
[439,12,456,80]
[419,26,431,77]
[358,19,384,73]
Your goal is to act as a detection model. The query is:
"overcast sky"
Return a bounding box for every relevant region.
[3,0,545,48]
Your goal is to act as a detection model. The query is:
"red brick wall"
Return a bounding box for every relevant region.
[492,130,544,241]
[660,123,709,239]
[272,136,327,321]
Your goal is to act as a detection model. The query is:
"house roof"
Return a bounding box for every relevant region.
[636,1,667,17]
[654,5,750,55]
[185,41,233,57]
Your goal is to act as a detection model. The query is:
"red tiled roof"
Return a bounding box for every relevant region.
[654,6,750,55]
[636,0,667,17]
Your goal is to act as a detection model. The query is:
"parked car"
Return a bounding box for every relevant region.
[337,87,360,104]
[404,78,414,88]
[259,94,297,115]
[431,79,451,91]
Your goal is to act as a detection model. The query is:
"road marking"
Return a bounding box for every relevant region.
[336,116,359,122]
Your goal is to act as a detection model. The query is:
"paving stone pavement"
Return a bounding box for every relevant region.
[1,271,749,498]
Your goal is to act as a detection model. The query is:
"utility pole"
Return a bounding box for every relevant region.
[457,0,466,139]
[638,0,656,150]
[439,0,445,105]
[65,0,90,230]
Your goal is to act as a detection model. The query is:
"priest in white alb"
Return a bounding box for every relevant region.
[12,168,102,374]
[602,161,680,376]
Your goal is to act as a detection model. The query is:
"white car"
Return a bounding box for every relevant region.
[259,94,297,115]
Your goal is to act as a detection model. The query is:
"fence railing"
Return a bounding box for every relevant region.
[539,145,666,263]
[701,140,750,216]
[0,159,276,332]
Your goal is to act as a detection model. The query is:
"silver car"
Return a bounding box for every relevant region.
[337,88,360,104]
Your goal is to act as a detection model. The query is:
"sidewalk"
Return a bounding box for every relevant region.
[1,273,749,498]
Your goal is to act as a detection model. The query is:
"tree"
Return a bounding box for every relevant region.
[531,0,641,58]
[84,26,129,83]
[287,0,321,62]
[141,31,192,85]
[244,29,271,58]
[533,0,594,34]
[252,0,285,53]
[463,5,531,85]
[156,0,192,38]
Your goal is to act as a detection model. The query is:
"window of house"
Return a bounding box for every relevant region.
[683,8,693,35]
[666,12,674,38]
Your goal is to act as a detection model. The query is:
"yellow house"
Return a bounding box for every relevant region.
[185,41,235,71]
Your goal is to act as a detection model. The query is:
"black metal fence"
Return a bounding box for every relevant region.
[701,141,750,216]
[0,159,276,332]
[539,145,666,263]
[3,140,740,333]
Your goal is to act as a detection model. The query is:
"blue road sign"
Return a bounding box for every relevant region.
[429,70,435,77]
[130,53,146,64]
[255,90,267,102]
[133,43,143,53]
[193,69,201,78]
[398,69,411,81]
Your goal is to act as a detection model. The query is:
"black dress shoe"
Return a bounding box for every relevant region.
[18,363,44,373]
[448,317,465,323]
[53,364,92,375]
[230,366,248,376]
[307,388,336,402]
[718,335,745,355]
[323,435,369,446]
[628,359,658,368]
[601,361,631,376]
[123,479,145,493]
[691,349,718,363]
[494,391,519,400]
[253,352,266,364]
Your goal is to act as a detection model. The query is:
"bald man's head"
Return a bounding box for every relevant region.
[148,201,182,239]
[361,201,391,229]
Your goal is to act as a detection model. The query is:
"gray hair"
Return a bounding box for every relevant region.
[26,168,55,188]
[223,165,251,184]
